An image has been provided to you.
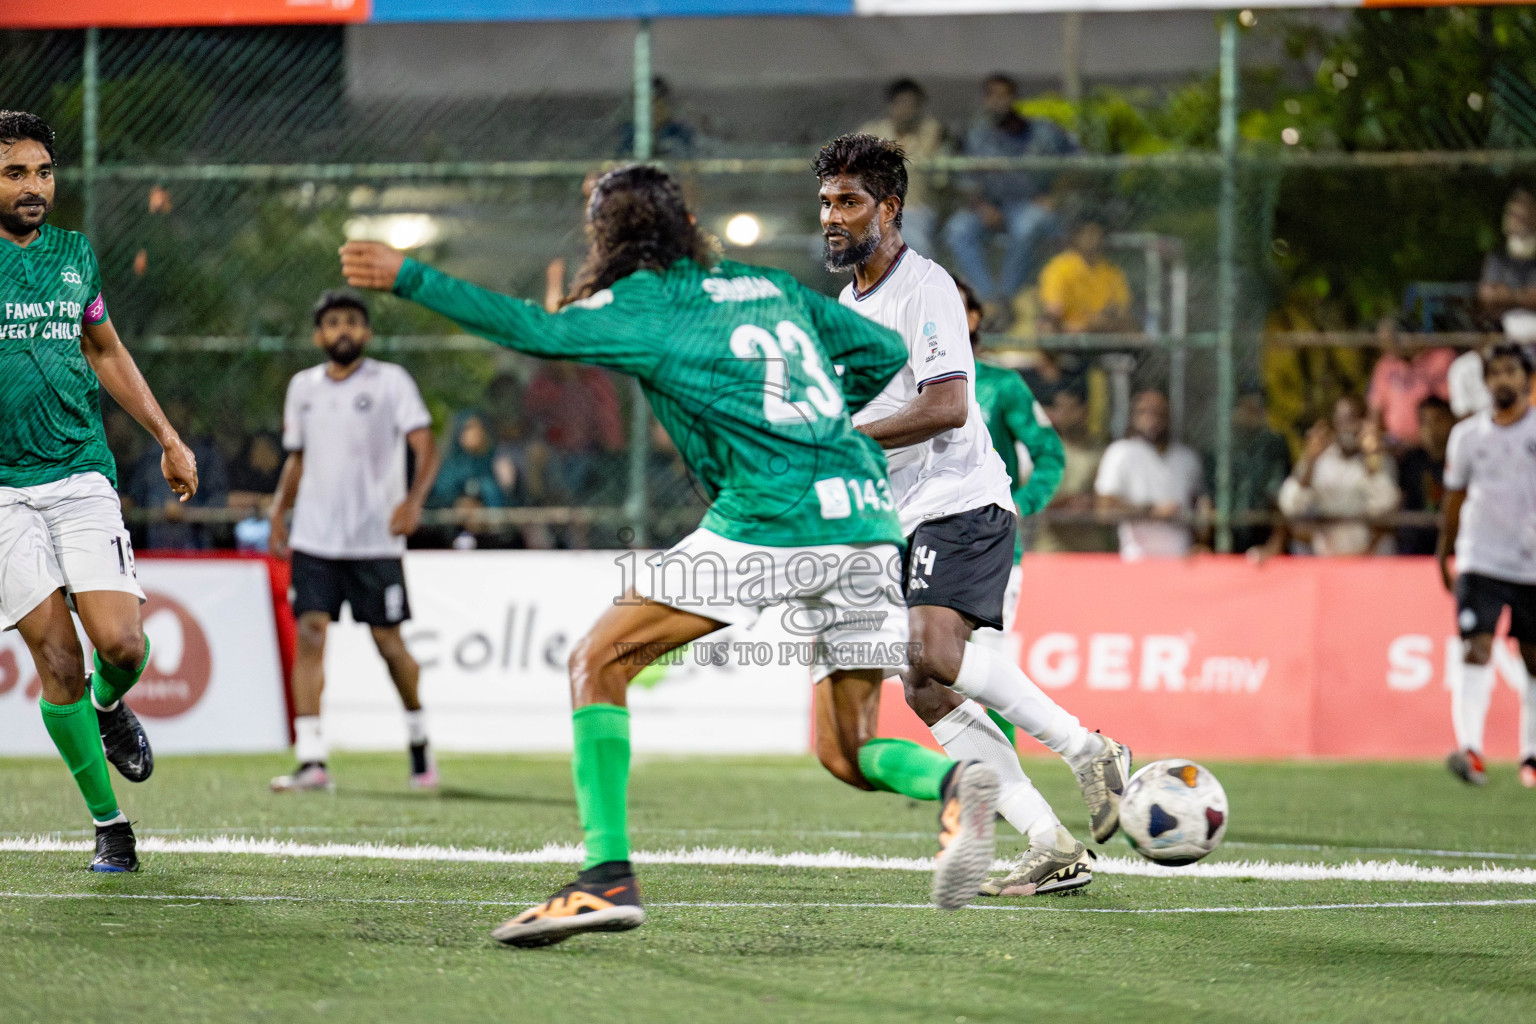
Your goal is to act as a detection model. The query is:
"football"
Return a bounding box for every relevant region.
[1120,759,1229,866]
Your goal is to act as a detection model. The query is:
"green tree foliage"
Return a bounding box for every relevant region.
[1025,9,1536,326]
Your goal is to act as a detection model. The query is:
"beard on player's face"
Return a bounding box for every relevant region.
[1492,383,1523,410]
[0,192,52,236]
[823,218,881,272]
[323,335,365,367]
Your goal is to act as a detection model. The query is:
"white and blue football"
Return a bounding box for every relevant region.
[1120,759,1229,866]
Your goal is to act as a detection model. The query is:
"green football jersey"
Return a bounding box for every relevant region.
[974,358,1065,557]
[0,224,116,488]
[395,257,908,548]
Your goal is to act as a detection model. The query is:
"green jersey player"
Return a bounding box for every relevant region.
[341,165,1004,948]
[0,112,199,872]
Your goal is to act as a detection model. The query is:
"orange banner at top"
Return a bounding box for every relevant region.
[5,0,369,30]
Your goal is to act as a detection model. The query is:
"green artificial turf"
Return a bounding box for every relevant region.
[3,753,1535,1023]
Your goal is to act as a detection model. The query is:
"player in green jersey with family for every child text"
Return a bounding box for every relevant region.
[0,111,199,872]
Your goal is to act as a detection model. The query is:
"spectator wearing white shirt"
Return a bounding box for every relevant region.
[1094,390,1206,560]
[1277,394,1400,556]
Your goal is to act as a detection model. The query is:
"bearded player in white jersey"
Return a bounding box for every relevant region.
[814,133,1131,896]
[1439,342,1536,787]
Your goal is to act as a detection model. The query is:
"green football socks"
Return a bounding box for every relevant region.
[92,635,150,710]
[856,737,954,801]
[986,707,1017,747]
[572,703,632,869]
[40,695,120,823]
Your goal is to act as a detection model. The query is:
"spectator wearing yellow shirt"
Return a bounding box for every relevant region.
[1038,216,1134,334]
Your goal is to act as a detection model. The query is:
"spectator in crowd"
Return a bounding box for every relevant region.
[1037,214,1134,334]
[1367,318,1453,451]
[1461,188,1536,418]
[1396,395,1455,556]
[524,361,626,503]
[1477,187,1536,323]
[858,78,948,257]
[1095,389,1207,560]
[224,431,285,551]
[943,73,1078,319]
[429,410,504,511]
[226,431,284,512]
[1261,282,1371,459]
[1228,389,1292,557]
[123,399,228,550]
[1035,387,1114,553]
[1277,394,1400,556]
[621,76,697,158]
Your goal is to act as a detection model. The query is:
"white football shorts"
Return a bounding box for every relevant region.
[0,471,144,631]
[635,527,910,682]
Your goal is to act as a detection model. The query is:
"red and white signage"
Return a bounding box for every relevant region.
[877,554,1530,760]
[0,558,290,755]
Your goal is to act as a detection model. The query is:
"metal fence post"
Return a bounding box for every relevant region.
[624,19,654,548]
[82,26,100,240]
[1214,12,1239,554]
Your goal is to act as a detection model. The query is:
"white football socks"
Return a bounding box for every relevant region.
[294,715,328,765]
[955,643,1095,763]
[1452,661,1494,754]
[931,699,1061,845]
[405,709,429,746]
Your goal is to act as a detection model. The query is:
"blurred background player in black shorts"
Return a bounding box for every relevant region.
[1439,342,1536,787]
[268,290,441,792]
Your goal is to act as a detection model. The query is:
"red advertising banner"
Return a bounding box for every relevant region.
[7,0,369,30]
[875,555,1528,760]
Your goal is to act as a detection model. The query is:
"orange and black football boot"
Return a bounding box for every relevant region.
[1447,749,1488,786]
[492,862,644,948]
[931,761,998,910]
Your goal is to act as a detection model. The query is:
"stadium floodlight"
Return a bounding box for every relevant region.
[724,213,762,247]
[343,213,440,251]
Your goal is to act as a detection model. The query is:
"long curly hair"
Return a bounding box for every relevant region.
[565,165,719,304]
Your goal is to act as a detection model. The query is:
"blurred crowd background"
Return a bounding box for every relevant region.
[5,6,1536,558]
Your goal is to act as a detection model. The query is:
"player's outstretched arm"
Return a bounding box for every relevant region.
[82,317,198,502]
[340,241,656,371]
[1006,381,1065,516]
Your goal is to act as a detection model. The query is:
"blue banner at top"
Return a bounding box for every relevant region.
[370,0,855,22]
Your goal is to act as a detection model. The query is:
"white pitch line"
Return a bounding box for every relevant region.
[6,835,1536,885]
[2,890,1536,915]
[7,828,1534,862]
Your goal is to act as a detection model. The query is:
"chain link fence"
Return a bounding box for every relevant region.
[3,18,1532,555]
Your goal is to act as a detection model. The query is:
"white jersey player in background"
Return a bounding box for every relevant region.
[1438,342,1536,787]
[268,290,441,792]
[814,133,1131,896]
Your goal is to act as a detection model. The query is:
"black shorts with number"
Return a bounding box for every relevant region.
[291,551,412,627]
[1456,571,1536,644]
[902,504,1018,630]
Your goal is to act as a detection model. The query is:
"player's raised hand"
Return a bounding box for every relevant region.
[161,436,199,503]
[339,240,405,291]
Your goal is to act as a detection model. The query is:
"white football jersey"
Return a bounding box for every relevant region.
[840,247,1014,535]
[282,358,432,560]
[1444,407,1536,584]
